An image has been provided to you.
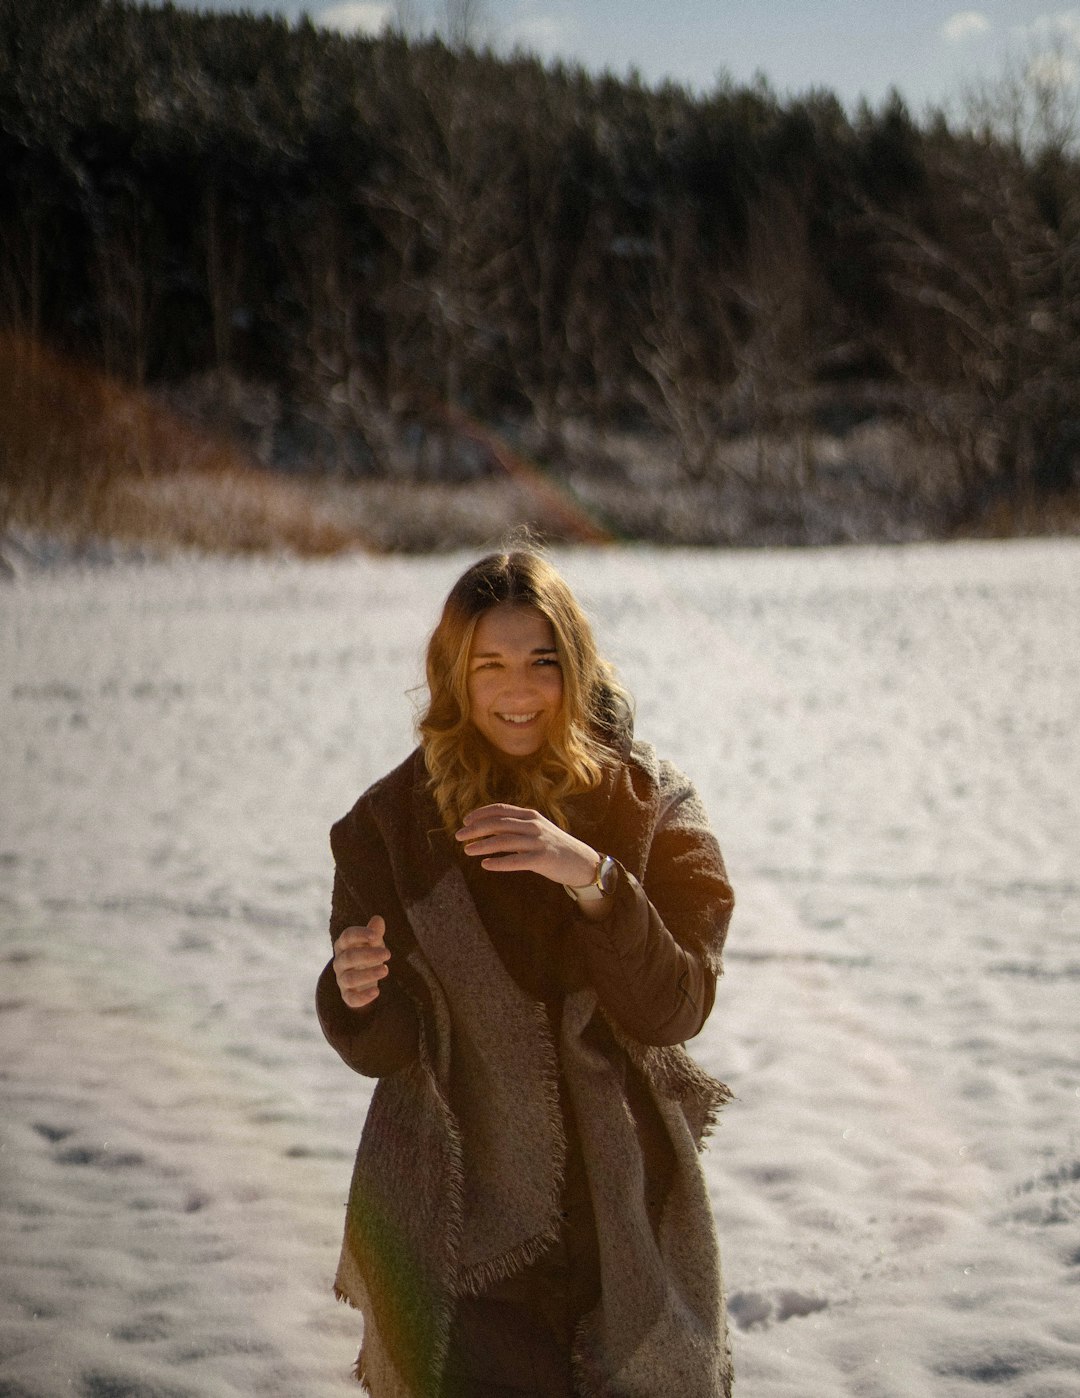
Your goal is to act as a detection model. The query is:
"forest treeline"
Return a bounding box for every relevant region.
[3,0,1080,544]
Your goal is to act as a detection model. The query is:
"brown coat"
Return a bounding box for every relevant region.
[318,741,735,1398]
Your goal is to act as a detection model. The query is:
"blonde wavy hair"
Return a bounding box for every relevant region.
[418,550,631,834]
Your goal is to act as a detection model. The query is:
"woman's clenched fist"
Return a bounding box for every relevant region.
[333,915,391,1009]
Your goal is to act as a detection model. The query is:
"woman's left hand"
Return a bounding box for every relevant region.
[456,804,600,889]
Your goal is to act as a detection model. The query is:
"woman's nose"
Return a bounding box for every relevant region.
[502,667,537,693]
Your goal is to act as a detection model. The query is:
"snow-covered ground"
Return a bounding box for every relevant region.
[2,539,1078,1398]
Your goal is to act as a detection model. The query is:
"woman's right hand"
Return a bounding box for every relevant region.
[333,915,391,1009]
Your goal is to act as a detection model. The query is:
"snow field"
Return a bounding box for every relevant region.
[1,539,1078,1396]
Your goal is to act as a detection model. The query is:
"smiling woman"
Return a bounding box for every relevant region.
[316,548,736,1397]
[418,551,621,837]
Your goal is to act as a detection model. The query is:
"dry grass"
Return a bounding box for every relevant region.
[961,488,1080,540]
[4,333,1076,558]
[0,334,367,557]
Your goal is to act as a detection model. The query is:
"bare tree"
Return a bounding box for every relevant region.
[962,32,1080,158]
[388,0,425,39]
[493,89,604,460]
[0,176,48,344]
[280,202,409,476]
[729,181,822,487]
[867,114,1080,515]
[201,184,246,372]
[632,277,727,478]
[91,186,161,387]
[355,50,519,471]
[439,0,490,51]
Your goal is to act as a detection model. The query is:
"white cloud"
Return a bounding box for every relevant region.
[1025,10,1080,43]
[1013,11,1080,55]
[1012,11,1080,90]
[942,11,992,44]
[316,2,392,36]
[1026,48,1080,87]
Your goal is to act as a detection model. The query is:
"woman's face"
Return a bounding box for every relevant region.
[466,604,564,758]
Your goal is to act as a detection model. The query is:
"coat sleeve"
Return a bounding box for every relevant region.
[316,804,422,1078]
[574,782,733,1048]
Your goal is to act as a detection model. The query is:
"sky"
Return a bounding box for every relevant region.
[147,0,1080,114]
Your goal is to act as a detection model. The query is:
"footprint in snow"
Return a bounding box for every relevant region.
[728,1288,829,1331]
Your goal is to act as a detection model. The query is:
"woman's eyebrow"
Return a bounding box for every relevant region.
[472,645,558,658]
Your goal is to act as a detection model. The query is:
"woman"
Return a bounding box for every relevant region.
[317,550,735,1398]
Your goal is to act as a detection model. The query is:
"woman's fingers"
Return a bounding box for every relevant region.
[456,813,543,863]
[456,813,534,843]
[336,916,387,950]
[458,829,537,855]
[456,805,598,887]
[461,803,531,823]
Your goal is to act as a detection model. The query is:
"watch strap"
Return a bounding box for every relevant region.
[564,853,617,903]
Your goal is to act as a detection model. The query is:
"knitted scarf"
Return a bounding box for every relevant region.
[332,741,733,1398]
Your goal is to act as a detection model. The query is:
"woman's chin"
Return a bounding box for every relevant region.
[493,742,543,761]
[486,734,548,762]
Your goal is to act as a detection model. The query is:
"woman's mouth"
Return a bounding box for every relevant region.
[497,712,540,725]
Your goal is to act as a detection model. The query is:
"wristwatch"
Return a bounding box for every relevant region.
[564,853,618,904]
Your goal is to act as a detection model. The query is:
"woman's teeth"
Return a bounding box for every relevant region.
[498,713,538,724]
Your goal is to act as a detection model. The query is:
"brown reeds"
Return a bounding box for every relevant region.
[0,333,366,557]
